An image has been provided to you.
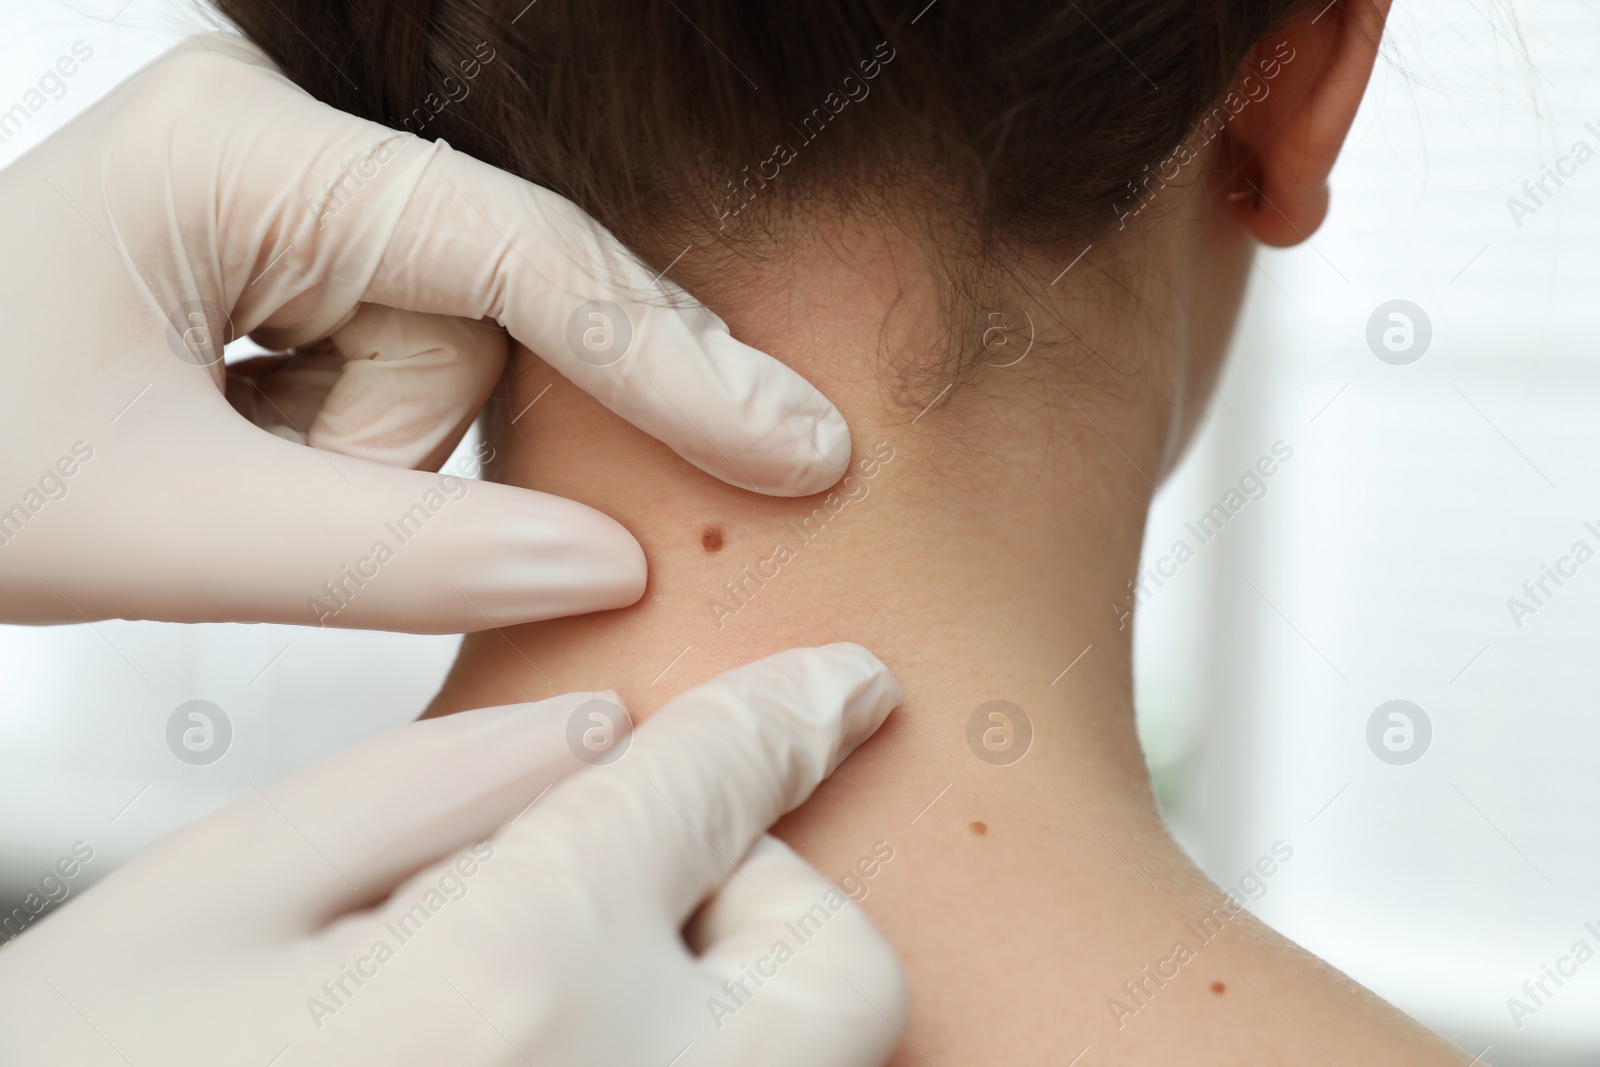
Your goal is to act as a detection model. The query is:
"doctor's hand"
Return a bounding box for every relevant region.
[0,645,907,1067]
[0,33,850,630]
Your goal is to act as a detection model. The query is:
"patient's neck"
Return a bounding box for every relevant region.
[429,227,1182,1059]
[428,227,1176,797]
[423,221,1462,1066]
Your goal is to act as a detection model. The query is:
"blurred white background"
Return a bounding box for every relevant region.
[1138,0,1600,1062]
[2,0,1597,1062]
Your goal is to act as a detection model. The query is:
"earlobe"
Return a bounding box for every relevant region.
[1218,0,1393,248]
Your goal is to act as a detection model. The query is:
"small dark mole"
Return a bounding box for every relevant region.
[970,821,987,836]
[701,526,725,552]
[1210,981,1226,995]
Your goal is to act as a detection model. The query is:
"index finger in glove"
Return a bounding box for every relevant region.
[146,39,849,495]
[497,643,900,924]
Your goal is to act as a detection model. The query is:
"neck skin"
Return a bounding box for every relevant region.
[427,195,1459,1064]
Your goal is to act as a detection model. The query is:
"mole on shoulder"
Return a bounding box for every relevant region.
[1210,981,1226,995]
[701,526,725,551]
[969,821,987,836]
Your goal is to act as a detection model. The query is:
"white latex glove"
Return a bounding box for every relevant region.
[0,33,850,630]
[0,644,907,1066]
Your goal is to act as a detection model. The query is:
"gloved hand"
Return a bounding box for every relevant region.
[0,32,850,630]
[0,644,907,1066]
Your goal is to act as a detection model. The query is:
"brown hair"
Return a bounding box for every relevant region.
[216,0,1311,382]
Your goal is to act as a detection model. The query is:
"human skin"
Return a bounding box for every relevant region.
[425,3,1470,1063]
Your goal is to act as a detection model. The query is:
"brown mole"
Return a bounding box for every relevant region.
[1210,981,1226,995]
[701,526,725,551]
[970,821,987,836]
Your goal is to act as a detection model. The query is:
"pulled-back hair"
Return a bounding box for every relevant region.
[216,0,1312,385]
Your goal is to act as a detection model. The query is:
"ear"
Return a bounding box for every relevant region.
[1220,0,1393,247]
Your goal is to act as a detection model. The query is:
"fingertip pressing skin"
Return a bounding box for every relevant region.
[0,670,901,1067]
[712,306,855,487]
[357,144,857,499]
[418,482,648,627]
[568,505,650,611]
[794,397,853,493]
[4,37,853,633]
[687,642,902,776]
[819,642,903,772]
[636,642,900,802]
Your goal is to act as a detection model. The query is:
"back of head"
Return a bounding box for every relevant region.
[215,0,1313,390]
